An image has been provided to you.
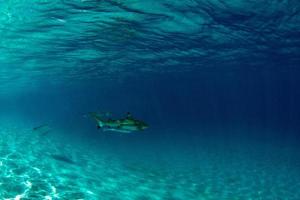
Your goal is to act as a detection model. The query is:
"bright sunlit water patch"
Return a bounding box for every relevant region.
[0,125,200,199]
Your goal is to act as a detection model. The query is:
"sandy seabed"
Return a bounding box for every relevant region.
[1,126,300,200]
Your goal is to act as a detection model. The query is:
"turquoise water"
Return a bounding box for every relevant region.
[1,0,300,199]
[1,125,300,199]
[2,123,300,199]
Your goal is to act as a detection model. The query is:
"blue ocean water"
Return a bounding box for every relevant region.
[0,0,300,199]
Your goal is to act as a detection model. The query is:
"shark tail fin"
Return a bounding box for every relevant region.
[89,112,103,122]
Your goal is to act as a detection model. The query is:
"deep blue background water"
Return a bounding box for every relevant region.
[2,68,300,134]
[1,67,300,156]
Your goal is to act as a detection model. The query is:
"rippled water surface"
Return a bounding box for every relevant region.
[1,0,299,85]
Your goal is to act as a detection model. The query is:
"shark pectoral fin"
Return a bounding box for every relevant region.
[103,128,111,132]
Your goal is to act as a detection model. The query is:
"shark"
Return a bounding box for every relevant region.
[89,112,148,133]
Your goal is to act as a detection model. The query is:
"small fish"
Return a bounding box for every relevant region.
[32,124,51,136]
[33,124,48,131]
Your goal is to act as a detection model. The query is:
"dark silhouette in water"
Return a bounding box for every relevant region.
[50,154,76,165]
[32,124,51,136]
[33,124,48,131]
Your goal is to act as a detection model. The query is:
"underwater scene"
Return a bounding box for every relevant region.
[0,0,300,199]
